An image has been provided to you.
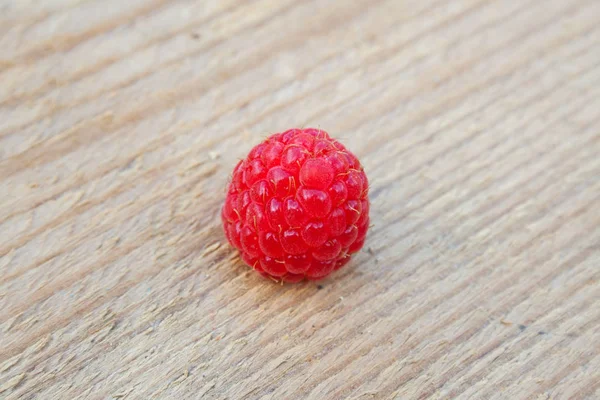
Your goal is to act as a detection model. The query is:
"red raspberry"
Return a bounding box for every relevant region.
[222,129,370,282]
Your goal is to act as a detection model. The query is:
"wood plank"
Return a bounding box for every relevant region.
[0,0,599,399]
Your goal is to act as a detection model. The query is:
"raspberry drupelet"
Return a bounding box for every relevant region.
[222,129,370,282]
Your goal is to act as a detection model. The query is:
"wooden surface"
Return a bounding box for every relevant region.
[1,0,599,399]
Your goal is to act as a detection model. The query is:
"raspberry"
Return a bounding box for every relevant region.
[222,129,370,282]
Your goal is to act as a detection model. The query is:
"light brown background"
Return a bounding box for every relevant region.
[1,0,599,399]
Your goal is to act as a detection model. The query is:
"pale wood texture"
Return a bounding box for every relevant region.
[0,0,599,399]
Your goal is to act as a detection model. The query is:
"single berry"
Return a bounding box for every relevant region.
[222,129,370,282]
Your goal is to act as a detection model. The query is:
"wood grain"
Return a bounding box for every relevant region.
[1,0,599,399]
